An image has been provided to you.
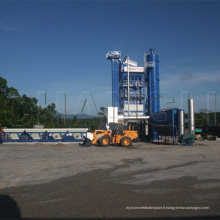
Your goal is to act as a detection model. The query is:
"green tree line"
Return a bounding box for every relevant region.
[0,76,107,129]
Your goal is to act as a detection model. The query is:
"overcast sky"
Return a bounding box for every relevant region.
[0,0,220,115]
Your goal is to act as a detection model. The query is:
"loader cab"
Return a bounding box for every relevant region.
[99,122,125,135]
[108,122,125,136]
[99,122,108,130]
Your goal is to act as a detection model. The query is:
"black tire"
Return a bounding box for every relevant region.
[121,136,132,147]
[98,135,111,147]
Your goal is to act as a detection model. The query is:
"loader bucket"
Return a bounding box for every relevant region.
[80,138,92,147]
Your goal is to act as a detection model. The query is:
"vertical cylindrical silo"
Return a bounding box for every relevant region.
[106,51,121,108]
[188,99,195,133]
[178,110,185,136]
[111,60,120,107]
[146,49,160,141]
[146,48,160,115]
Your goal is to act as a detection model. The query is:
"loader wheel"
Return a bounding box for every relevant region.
[99,135,110,147]
[121,137,132,147]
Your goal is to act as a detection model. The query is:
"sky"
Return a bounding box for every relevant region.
[0,0,220,115]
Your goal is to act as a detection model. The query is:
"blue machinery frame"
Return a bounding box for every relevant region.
[120,72,146,114]
[107,51,148,115]
[2,131,87,143]
[106,49,185,144]
[107,49,162,141]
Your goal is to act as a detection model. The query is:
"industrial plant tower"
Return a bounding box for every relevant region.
[106,49,160,139]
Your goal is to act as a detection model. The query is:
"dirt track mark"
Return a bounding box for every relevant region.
[111,158,208,182]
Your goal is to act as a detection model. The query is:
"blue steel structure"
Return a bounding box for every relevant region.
[106,51,146,115]
[106,49,183,142]
[106,51,121,108]
[150,109,181,144]
[145,49,160,140]
[2,131,87,142]
[106,49,184,142]
[145,49,160,114]
[120,72,146,115]
[106,51,148,139]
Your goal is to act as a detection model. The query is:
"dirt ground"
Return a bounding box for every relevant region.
[0,140,220,219]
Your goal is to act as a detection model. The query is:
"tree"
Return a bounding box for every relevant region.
[0,76,58,128]
[97,107,107,122]
[0,77,8,95]
[71,115,78,127]
[46,103,56,116]
[56,114,63,128]
[38,103,57,128]
[6,87,19,98]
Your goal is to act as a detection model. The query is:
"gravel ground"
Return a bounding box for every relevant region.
[0,140,220,219]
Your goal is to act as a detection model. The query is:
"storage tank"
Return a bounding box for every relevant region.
[188,98,195,133]
[111,60,120,107]
[149,109,178,136]
[150,108,185,138]
[146,48,160,114]
[178,110,185,136]
[145,49,160,140]
[106,51,121,108]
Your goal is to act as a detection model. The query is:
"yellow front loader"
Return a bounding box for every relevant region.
[91,123,138,147]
